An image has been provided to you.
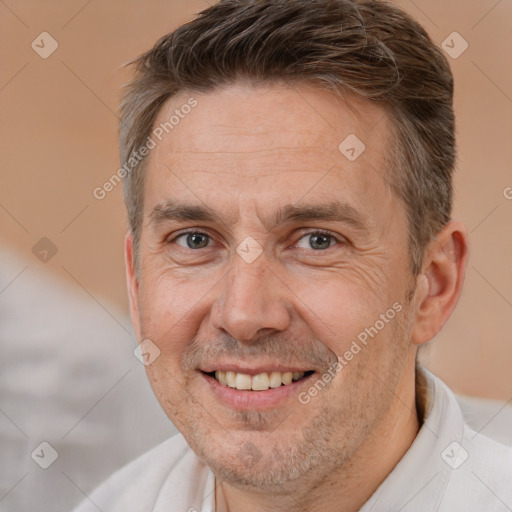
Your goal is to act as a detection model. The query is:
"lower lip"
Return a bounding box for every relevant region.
[201,372,315,411]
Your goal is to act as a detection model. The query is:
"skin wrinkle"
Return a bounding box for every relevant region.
[160,158,341,182]
[125,82,467,512]
[168,146,335,154]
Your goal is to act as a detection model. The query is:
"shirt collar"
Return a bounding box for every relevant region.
[360,364,466,510]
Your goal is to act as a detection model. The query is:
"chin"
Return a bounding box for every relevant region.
[206,453,313,492]
[185,425,342,494]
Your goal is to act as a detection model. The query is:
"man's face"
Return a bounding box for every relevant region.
[127,82,418,492]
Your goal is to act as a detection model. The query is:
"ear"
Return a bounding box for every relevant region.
[125,232,142,341]
[411,220,469,345]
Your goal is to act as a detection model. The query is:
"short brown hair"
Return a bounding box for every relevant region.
[119,0,455,276]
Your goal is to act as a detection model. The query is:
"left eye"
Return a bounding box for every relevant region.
[174,232,213,249]
[296,232,338,250]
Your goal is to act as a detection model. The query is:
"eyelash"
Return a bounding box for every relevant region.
[169,228,344,251]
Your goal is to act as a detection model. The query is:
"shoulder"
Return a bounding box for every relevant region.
[412,368,512,511]
[72,434,194,512]
[451,426,512,511]
[440,416,512,511]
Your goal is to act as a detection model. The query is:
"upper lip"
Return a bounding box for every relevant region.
[199,363,314,375]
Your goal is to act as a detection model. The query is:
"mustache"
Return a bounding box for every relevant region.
[181,330,338,372]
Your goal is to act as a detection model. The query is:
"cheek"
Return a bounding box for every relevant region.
[143,361,197,433]
[138,279,202,402]
[139,272,203,327]
[292,273,392,344]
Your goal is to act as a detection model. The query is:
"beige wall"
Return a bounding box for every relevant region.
[1,0,511,400]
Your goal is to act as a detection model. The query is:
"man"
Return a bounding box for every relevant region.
[73,0,512,510]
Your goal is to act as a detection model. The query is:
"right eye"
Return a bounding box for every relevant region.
[172,231,213,250]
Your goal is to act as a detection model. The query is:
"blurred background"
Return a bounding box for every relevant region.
[1,0,511,510]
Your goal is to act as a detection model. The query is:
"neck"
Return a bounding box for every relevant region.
[219,361,420,512]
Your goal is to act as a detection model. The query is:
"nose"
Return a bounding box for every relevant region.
[209,252,292,343]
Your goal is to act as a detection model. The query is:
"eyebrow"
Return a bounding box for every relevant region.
[149,199,368,232]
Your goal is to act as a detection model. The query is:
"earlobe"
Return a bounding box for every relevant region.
[411,220,469,345]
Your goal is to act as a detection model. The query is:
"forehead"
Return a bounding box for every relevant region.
[143,82,397,226]
[151,82,389,155]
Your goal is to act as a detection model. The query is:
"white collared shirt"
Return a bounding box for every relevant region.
[72,367,512,511]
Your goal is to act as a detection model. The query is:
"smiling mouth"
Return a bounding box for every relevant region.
[206,370,315,391]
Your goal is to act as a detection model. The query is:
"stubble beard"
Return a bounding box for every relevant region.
[183,311,412,497]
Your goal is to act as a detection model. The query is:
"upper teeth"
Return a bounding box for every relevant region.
[215,371,305,391]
